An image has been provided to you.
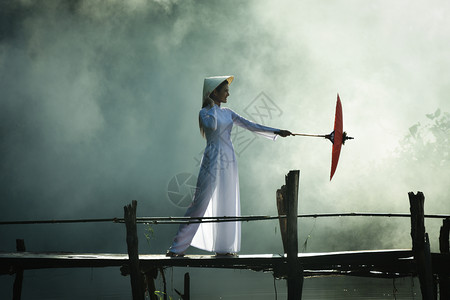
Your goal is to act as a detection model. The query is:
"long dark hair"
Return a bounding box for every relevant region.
[199,80,228,138]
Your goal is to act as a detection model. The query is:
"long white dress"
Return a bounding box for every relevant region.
[169,103,280,254]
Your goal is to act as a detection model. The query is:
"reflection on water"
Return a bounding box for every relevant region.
[301,276,420,299]
[0,267,423,299]
[194,275,422,299]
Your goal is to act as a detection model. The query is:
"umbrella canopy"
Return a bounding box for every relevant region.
[293,93,353,180]
[330,94,343,180]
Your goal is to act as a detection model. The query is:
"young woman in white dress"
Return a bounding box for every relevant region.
[167,76,292,257]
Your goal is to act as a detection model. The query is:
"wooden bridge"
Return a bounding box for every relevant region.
[1,170,450,300]
[0,249,422,277]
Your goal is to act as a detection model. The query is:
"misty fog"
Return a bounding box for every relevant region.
[1,0,449,298]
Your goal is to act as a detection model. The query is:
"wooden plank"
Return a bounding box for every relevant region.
[0,249,419,272]
[3,248,442,282]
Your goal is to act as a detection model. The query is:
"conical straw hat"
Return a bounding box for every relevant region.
[202,75,234,102]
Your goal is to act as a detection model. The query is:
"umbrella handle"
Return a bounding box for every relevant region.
[292,133,327,138]
[294,131,354,146]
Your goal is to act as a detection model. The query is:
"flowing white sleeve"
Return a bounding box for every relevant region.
[227,108,280,141]
[199,104,218,131]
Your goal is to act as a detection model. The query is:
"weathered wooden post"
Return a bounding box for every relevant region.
[13,239,26,300]
[276,184,288,253]
[144,268,158,300]
[159,267,168,300]
[408,192,435,300]
[438,218,450,300]
[174,272,190,300]
[124,200,144,300]
[285,170,303,299]
[184,272,190,300]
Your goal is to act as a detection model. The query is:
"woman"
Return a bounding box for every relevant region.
[167,75,292,257]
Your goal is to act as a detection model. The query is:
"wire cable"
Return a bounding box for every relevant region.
[1,213,449,226]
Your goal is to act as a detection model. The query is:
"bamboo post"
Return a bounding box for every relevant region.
[159,267,168,300]
[438,218,450,300]
[174,272,190,300]
[408,192,435,300]
[286,170,303,300]
[145,268,158,300]
[13,239,26,300]
[276,185,288,253]
[124,200,144,300]
[439,218,450,254]
[184,272,190,300]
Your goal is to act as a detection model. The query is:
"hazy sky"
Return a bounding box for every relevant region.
[1,0,449,298]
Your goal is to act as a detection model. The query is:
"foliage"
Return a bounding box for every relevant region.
[154,290,172,300]
[397,108,450,167]
[144,225,155,248]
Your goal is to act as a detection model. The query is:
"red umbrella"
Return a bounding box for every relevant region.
[329,95,343,180]
[293,94,353,180]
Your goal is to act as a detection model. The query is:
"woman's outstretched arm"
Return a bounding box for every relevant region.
[226,108,292,140]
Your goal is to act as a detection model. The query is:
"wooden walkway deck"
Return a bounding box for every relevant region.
[3,249,444,279]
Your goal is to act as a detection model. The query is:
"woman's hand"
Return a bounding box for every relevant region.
[277,130,293,137]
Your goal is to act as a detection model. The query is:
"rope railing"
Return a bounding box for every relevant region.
[0,218,119,225]
[1,212,449,225]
